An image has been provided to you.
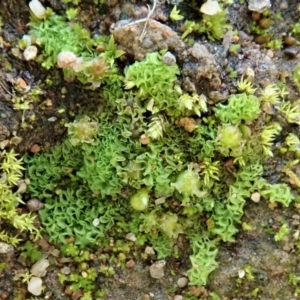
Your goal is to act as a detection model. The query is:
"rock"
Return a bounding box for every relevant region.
[126,259,135,268]
[177,276,188,288]
[30,258,49,277]
[248,0,271,13]
[126,232,137,242]
[200,0,221,15]
[27,276,43,296]
[182,43,221,90]
[144,246,155,255]
[149,260,166,279]
[26,198,45,212]
[178,117,196,133]
[162,51,176,66]
[61,266,71,275]
[112,19,185,61]
[0,242,14,254]
[23,46,38,61]
[251,192,261,203]
[57,51,77,69]
[29,0,46,19]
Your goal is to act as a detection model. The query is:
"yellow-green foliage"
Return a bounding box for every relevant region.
[0,150,40,246]
[24,46,296,290]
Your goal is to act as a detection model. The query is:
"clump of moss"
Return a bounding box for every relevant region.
[24,43,296,290]
[0,150,40,246]
[28,7,123,87]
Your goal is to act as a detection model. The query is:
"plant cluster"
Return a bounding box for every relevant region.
[27,8,123,87]
[0,150,41,246]
[24,50,298,288]
[22,2,300,287]
[182,8,231,41]
[249,9,283,49]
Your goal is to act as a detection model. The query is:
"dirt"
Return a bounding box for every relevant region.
[1,0,300,299]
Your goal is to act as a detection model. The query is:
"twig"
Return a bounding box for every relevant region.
[0,80,13,97]
[117,0,157,42]
[139,0,157,42]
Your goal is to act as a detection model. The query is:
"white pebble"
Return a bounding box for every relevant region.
[0,242,14,254]
[23,46,38,61]
[149,260,166,279]
[126,232,137,242]
[251,192,261,203]
[177,277,188,288]
[57,51,77,69]
[30,258,49,277]
[144,246,155,255]
[200,0,221,15]
[28,276,43,296]
[29,0,46,19]
[248,0,271,13]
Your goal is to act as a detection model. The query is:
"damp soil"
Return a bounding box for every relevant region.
[1,0,300,299]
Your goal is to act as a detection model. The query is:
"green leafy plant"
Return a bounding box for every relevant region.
[170,6,184,21]
[182,8,231,41]
[23,34,297,291]
[20,241,43,263]
[0,150,41,246]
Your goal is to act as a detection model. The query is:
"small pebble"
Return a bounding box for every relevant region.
[279,1,288,10]
[30,258,49,277]
[245,67,255,82]
[126,259,135,268]
[177,277,188,288]
[248,0,271,13]
[61,266,71,275]
[162,51,176,65]
[29,0,46,18]
[23,45,38,61]
[0,242,14,254]
[251,192,261,203]
[27,198,45,212]
[51,249,60,257]
[238,269,245,278]
[16,78,28,90]
[30,144,41,153]
[125,232,137,242]
[140,134,150,145]
[27,277,43,296]
[266,49,274,58]
[174,296,183,300]
[18,181,27,194]
[57,51,77,68]
[149,260,165,279]
[144,246,155,255]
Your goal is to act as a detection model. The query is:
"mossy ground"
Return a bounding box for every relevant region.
[1,0,300,299]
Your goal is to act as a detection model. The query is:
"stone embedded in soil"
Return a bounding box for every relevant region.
[126,259,135,268]
[144,246,155,255]
[27,276,43,296]
[23,45,38,61]
[177,277,188,288]
[26,198,45,212]
[182,43,221,90]
[251,192,261,203]
[0,242,14,254]
[112,19,185,61]
[30,258,50,277]
[149,260,166,279]
[126,232,137,242]
[248,0,271,13]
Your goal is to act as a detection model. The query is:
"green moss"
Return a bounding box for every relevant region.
[214,93,261,124]
[22,28,297,289]
[0,150,41,246]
